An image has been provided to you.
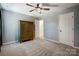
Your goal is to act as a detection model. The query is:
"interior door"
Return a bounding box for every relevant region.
[20,21,35,42]
[59,12,74,46]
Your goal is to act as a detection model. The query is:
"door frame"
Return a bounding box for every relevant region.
[0,10,2,46]
[0,10,2,52]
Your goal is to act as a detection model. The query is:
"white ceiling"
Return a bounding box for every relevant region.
[1,3,79,17]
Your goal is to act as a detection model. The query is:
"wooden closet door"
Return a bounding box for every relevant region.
[20,21,35,42]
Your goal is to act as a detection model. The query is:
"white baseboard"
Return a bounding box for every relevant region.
[45,37,60,44]
[3,40,18,45]
[74,47,79,49]
[45,37,79,50]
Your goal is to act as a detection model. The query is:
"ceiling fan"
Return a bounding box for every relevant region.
[26,3,50,13]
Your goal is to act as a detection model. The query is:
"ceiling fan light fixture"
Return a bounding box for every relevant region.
[38,10,41,14]
[26,3,50,14]
[37,8,40,11]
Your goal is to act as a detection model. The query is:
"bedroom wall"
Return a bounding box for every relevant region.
[1,10,36,44]
[43,13,59,41]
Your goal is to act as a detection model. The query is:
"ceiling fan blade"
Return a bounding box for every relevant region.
[26,3,35,7]
[29,9,36,12]
[40,8,50,10]
[29,10,34,12]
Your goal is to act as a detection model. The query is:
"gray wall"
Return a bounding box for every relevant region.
[1,10,35,43]
[43,14,59,41]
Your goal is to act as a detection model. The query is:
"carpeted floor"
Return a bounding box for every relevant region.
[0,38,79,56]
